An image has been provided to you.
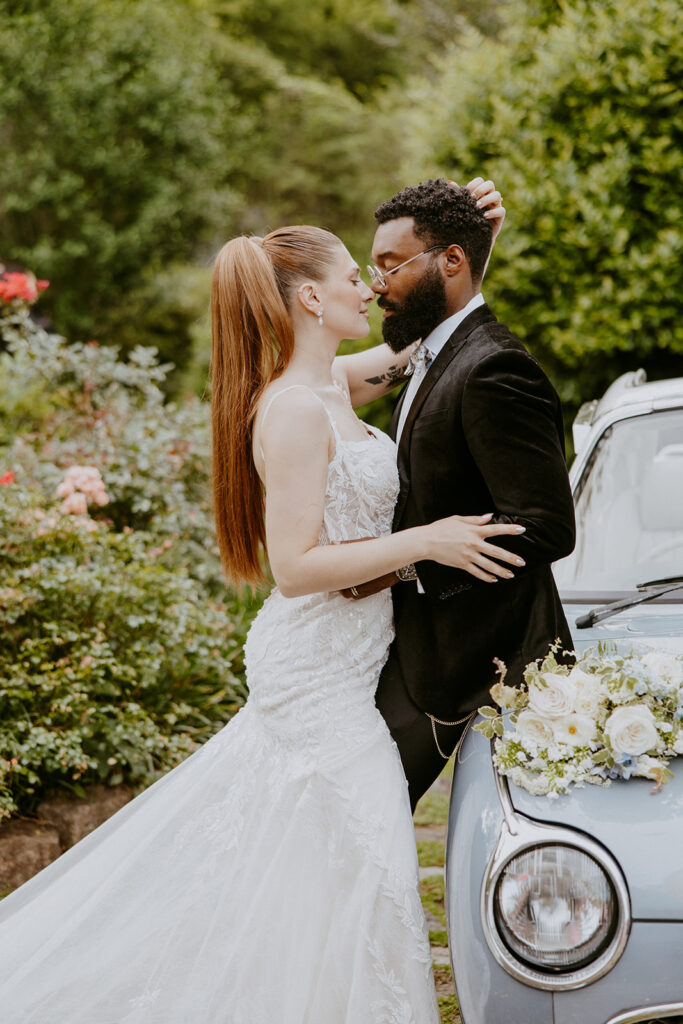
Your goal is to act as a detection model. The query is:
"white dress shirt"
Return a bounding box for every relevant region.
[395,292,485,592]
[395,292,485,445]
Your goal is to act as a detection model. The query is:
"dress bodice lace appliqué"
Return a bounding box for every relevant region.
[246,385,401,766]
[258,383,399,545]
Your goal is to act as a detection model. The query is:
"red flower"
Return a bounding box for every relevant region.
[0,272,48,304]
[0,471,15,485]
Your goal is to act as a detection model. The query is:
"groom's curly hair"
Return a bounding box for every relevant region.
[374,178,492,283]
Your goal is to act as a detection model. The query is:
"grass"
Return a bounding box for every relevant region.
[417,838,445,868]
[438,994,461,1023]
[413,787,449,827]
[419,873,447,927]
[415,759,461,1024]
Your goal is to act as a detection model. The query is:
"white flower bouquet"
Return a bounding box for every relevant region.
[475,645,683,797]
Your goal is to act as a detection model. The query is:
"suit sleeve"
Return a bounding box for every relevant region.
[417,348,576,600]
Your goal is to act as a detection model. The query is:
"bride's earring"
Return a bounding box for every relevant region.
[317,308,324,327]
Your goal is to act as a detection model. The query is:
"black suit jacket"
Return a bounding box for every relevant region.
[383,303,576,719]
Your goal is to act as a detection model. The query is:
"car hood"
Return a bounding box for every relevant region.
[564,597,683,656]
[506,598,683,921]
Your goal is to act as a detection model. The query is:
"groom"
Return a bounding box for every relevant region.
[358,179,575,809]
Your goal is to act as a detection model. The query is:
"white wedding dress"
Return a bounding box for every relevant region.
[0,389,440,1024]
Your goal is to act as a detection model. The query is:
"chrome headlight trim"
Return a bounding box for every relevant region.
[605,1004,683,1024]
[481,770,631,991]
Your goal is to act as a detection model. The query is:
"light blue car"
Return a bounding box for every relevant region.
[446,371,683,1024]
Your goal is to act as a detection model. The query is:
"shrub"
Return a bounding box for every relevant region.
[0,479,250,820]
[0,278,259,820]
[403,0,683,411]
[1,304,224,592]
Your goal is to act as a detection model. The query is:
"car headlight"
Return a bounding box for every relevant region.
[494,843,617,971]
[480,794,631,991]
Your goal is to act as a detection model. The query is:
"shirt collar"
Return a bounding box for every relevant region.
[423,292,485,359]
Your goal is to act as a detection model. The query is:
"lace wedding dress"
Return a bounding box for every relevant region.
[0,388,439,1024]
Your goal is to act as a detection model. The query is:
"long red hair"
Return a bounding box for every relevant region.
[210,226,341,585]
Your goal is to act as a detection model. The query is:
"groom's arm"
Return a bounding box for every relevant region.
[416,347,575,600]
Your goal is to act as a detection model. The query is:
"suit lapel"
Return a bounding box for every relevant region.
[393,303,497,527]
[389,383,408,442]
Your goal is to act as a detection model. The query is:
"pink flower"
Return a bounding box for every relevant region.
[56,478,75,498]
[0,470,14,485]
[60,492,88,516]
[55,465,109,508]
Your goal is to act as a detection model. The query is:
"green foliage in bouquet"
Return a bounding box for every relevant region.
[476,644,683,797]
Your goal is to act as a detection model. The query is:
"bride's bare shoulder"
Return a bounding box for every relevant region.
[254,382,330,460]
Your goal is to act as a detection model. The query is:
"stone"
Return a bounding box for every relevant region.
[0,818,62,892]
[36,784,134,849]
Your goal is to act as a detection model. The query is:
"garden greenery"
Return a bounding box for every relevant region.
[0,281,256,820]
[403,0,683,412]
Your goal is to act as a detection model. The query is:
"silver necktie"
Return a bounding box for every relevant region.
[406,342,433,377]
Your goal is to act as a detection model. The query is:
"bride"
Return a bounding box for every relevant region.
[0,187,517,1023]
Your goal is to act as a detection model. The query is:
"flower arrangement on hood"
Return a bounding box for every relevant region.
[476,645,683,797]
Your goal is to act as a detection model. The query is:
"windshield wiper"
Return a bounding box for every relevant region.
[575,576,683,629]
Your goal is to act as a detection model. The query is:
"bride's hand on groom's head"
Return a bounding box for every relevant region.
[426,512,525,584]
[449,176,506,241]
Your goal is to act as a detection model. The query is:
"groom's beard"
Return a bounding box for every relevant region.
[379,264,448,354]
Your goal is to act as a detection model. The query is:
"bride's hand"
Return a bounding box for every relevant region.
[449,177,506,242]
[425,513,525,583]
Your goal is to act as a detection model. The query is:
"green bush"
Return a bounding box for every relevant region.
[1,302,223,592]
[402,0,683,410]
[0,480,250,820]
[0,0,233,345]
[0,281,260,820]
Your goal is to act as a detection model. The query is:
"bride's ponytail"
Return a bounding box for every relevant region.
[210,226,341,585]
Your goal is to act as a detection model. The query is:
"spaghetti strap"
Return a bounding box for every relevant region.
[257,385,339,461]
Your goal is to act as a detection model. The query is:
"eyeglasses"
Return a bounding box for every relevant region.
[366,245,449,289]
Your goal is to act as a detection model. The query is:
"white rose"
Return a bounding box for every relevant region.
[552,713,596,747]
[569,666,605,717]
[641,651,683,692]
[604,704,660,756]
[515,710,555,747]
[527,672,577,719]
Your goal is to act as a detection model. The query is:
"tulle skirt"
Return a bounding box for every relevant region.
[0,696,439,1023]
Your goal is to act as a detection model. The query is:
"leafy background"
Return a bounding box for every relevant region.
[0,0,681,815]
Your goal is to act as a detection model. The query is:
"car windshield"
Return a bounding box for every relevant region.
[554,408,683,591]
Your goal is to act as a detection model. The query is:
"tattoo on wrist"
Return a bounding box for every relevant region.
[364,364,407,389]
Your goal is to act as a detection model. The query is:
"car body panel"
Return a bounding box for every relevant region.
[507,602,683,922]
[446,372,683,1023]
[445,730,552,1022]
[447,722,683,1023]
[551,923,683,1024]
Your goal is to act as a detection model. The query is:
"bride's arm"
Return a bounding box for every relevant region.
[336,177,506,408]
[259,389,524,598]
[333,341,413,409]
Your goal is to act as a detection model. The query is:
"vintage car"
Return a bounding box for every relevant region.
[446,370,683,1024]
